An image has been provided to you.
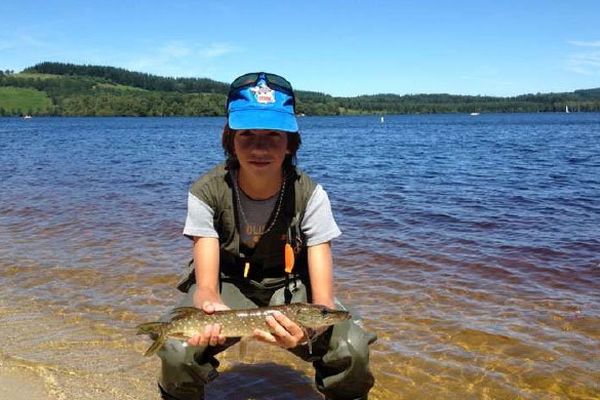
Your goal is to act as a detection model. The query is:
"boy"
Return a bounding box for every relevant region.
[158,72,375,400]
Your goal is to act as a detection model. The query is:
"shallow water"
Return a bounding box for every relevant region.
[1,114,599,399]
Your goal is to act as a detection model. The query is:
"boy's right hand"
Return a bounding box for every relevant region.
[187,301,230,347]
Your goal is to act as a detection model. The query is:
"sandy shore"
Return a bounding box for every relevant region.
[0,294,163,400]
[0,352,163,400]
[0,363,51,400]
[0,296,332,400]
[0,290,389,399]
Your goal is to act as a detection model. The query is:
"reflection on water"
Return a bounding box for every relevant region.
[1,114,599,399]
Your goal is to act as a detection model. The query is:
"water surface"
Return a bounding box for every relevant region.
[1,114,599,399]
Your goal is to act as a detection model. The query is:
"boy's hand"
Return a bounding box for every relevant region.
[252,311,306,348]
[187,301,230,347]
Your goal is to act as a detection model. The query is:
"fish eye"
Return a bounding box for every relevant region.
[320,309,329,316]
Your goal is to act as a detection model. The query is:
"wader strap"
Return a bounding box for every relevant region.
[176,259,195,293]
[284,273,292,304]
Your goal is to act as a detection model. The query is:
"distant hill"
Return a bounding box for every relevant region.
[24,61,230,94]
[574,88,600,98]
[1,61,599,116]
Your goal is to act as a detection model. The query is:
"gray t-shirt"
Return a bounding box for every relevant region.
[236,185,279,248]
[183,180,341,248]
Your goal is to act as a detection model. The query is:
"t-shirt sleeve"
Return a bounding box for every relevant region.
[301,184,342,246]
[183,192,219,239]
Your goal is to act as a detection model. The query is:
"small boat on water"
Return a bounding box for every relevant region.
[565,105,570,113]
[469,112,480,116]
[23,115,32,119]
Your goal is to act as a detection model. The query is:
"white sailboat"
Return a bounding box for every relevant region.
[565,105,570,113]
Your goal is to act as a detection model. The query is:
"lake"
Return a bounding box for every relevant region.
[0,113,599,399]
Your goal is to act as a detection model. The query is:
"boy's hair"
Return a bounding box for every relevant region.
[221,124,301,170]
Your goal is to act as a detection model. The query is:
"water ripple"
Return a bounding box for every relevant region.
[1,114,599,398]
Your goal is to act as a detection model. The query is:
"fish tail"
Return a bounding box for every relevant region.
[136,322,168,357]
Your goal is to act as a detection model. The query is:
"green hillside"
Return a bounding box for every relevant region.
[1,62,599,116]
[0,86,53,115]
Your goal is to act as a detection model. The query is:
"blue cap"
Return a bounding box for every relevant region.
[227,74,298,132]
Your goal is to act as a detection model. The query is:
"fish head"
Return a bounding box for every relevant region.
[293,304,350,328]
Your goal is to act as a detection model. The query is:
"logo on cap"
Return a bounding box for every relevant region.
[250,83,276,104]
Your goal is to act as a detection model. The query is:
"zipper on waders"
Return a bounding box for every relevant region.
[240,252,251,278]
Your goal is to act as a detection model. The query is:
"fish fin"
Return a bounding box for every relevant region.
[136,321,164,336]
[301,327,314,355]
[170,307,203,320]
[144,334,166,357]
[238,337,249,360]
[136,322,167,357]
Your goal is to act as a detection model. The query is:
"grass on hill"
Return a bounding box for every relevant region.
[0,86,53,115]
[14,72,62,80]
[94,82,148,92]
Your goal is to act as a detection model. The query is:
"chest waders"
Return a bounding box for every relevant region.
[161,164,376,400]
[176,164,315,301]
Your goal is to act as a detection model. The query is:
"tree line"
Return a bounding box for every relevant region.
[1,62,599,116]
[24,62,230,94]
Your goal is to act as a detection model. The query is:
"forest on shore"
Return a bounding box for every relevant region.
[1,62,599,116]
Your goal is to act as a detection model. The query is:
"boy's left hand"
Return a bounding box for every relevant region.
[253,311,306,348]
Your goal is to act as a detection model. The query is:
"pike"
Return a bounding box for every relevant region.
[136,303,350,357]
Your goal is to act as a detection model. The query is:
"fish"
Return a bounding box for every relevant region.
[136,303,350,356]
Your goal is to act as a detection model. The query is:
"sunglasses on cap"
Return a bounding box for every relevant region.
[228,72,295,99]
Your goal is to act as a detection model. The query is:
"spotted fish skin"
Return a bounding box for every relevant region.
[136,303,350,356]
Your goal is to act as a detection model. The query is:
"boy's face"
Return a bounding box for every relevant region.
[234,129,289,176]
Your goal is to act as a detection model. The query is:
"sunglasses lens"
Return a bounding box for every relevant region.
[265,74,293,91]
[231,73,259,89]
[228,72,295,111]
[231,73,292,92]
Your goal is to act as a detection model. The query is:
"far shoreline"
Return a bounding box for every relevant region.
[3,110,600,119]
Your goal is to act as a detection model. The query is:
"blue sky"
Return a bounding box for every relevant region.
[1,0,599,97]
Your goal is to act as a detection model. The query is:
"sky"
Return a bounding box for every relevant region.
[1,0,599,97]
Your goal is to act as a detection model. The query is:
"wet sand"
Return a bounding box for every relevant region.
[0,295,161,400]
[2,267,597,400]
[0,295,383,400]
[0,364,51,400]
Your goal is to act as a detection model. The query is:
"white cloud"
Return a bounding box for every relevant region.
[123,57,159,72]
[119,41,239,78]
[566,40,600,75]
[121,42,194,74]
[198,43,236,58]
[19,34,45,47]
[566,51,600,75]
[459,67,514,90]
[0,34,45,52]
[0,41,13,51]
[160,42,193,58]
[567,40,600,47]
[126,41,192,68]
